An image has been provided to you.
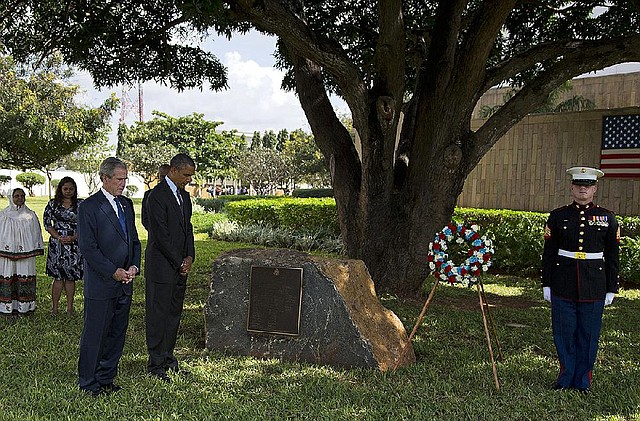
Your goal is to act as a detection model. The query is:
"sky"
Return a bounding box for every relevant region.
[70,30,640,146]
[71,31,347,143]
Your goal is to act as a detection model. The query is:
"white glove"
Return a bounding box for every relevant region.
[604,292,615,306]
[543,287,551,302]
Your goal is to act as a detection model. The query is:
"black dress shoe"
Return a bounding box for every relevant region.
[167,366,191,377]
[551,383,569,391]
[150,372,171,383]
[81,387,104,397]
[100,383,123,394]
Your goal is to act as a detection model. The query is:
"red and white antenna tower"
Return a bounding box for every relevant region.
[119,81,144,124]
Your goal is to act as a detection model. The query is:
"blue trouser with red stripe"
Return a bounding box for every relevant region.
[551,296,604,389]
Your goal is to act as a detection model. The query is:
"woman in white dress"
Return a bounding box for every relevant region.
[0,188,44,315]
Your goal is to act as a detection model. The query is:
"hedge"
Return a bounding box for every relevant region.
[292,188,334,198]
[196,195,278,213]
[219,198,640,285]
[224,197,340,235]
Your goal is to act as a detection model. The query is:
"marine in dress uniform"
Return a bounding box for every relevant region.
[542,166,620,394]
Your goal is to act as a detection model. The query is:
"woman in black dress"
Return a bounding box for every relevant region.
[43,176,83,315]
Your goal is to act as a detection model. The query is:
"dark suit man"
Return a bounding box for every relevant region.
[144,153,195,381]
[142,164,170,230]
[77,157,141,396]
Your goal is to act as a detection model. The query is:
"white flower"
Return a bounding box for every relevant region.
[482,264,489,271]
[471,224,479,232]
[429,262,435,270]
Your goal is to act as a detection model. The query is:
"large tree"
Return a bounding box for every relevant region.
[4,1,639,293]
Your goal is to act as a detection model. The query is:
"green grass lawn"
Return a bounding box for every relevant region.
[1,197,639,419]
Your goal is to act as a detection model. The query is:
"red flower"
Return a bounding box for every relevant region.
[427,254,434,262]
[433,243,441,250]
[471,232,480,241]
[483,253,491,261]
[438,233,446,240]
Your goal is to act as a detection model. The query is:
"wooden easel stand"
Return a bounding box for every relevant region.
[393,278,503,391]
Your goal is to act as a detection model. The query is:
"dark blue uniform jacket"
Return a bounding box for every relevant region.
[542,202,619,301]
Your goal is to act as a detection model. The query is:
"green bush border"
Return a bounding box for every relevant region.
[214,198,640,285]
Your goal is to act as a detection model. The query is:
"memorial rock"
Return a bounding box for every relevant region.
[204,248,415,370]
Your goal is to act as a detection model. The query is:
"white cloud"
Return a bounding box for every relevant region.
[70,31,352,142]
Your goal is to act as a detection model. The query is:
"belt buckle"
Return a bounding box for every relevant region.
[574,252,587,260]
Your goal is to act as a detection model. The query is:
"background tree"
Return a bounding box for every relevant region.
[0,53,117,191]
[261,130,277,149]
[57,137,112,195]
[16,172,44,196]
[118,111,246,191]
[250,131,261,150]
[276,129,289,152]
[118,120,180,188]
[0,174,11,197]
[282,129,330,188]
[236,148,291,196]
[5,1,640,293]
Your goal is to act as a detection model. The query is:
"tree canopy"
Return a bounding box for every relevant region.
[118,111,246,189]
[3,1,639,293]
[0,53,117,172]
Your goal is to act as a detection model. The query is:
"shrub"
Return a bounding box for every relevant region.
[16,172,45,196]
[191,212,227,234]
[220,198,640,285]
[196,195,268,213]
[209,218,344,254]
[225,197,339,235]
[619,236,640,286]
[452,208,547,277]
[292,188,334,198]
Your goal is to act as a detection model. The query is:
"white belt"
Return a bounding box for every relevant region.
[558,249,604,260]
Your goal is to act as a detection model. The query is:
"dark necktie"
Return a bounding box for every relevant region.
[176,189,184,213]
[115,196,128,237]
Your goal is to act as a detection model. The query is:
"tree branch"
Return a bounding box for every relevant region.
[374,0,405,100]
[484,35,640,91]
[455,0,517,96]
[470,34,640,169]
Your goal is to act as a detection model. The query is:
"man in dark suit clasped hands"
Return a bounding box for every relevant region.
[77,157,141,396]
[144,153,195,382]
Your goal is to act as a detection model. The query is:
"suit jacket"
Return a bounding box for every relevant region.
[144,180,195,284]
[78,190,141,300]
[141,189,151,230]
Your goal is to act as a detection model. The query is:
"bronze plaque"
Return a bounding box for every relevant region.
[247,266,303,336]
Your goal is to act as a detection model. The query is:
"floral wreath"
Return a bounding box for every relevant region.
[427,223,494,287]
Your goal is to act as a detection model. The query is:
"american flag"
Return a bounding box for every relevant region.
[600,114,640,178]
